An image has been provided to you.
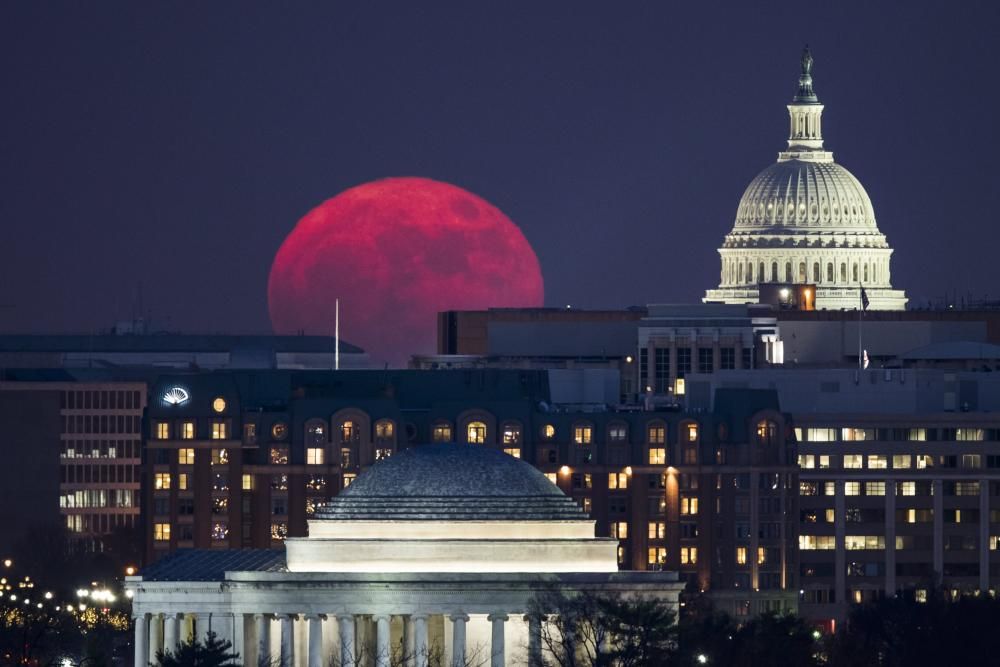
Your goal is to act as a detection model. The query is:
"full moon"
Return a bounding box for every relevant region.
[267,177,545,366]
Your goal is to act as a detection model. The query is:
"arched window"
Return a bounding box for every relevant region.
[738,263,745,284]
[374,420,395,444]
[467,421,487,444]
[785,263,793,283]
[852,263,859,283]
[771,262,778,282]
[863,264,869,283]
[502,422,522,446]
[759,262,765,283]
[573,422,594,445]
[756,420,778,446]
[542,424,556,440]
[646,421,666,445]
[432,421,453,443]
[840,263,847,282]
[813,262,820,283]
[827,263,834,283]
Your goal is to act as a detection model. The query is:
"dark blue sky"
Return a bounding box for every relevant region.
[1,2,998,335]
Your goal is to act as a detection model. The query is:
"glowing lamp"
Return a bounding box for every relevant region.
[559,465,570,476]
[624,466,633,476]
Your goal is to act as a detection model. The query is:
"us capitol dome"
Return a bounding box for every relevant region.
[704,48,907,311]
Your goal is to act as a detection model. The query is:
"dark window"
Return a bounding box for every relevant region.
[698,348,714,373]
[676,349,692,378]
[654,349,670,392]
[720,348,736,370]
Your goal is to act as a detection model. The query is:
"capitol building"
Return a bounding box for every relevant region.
[704,49,907,311]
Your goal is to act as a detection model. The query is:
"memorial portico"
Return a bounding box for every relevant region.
[128,445,682,666]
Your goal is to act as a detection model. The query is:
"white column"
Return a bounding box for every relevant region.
[255,614,271,667]
[525,614,542,667]
[233,615,246,666]
[163,614,180,655]
[413,614,428,667]
[374,615,391,667]
[403,616,415,667]
[338,614,356,667]
[449,614,468,667]
[134,614,149,667]
[981,478,990,593]
[280,615,295,667]
[307,615,324,667]
[488,614,507,667]
[148,613,162,665]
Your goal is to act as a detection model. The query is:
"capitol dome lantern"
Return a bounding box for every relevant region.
[704,47,907,311]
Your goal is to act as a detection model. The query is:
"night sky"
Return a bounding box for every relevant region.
[1,2,998,339]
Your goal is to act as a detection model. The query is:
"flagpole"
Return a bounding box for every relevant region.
[335,298,340,371]
[858,284,863,370]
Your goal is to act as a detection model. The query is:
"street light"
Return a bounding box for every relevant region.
[697,654,709,665]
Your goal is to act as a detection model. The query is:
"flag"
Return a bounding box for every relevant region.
[860,286,870,311]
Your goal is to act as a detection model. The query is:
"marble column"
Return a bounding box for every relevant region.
[148,613,162,665]
[488,614,507,667]
[163,614,180,655]
[233,615,246,666]
[413,614,428,667]
[366,615,387,667]
[307,615,324,667]
[525,614,542,667]
[255,614,271,667]
[403,616,415,667]
[338,614,356,667]
[280,615,295,667]
[134,614,149,667]
[449,614,468,667]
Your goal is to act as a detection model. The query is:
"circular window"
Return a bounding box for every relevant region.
[543,424,556,439]
[271,422,288,440]
[212,397,226,413]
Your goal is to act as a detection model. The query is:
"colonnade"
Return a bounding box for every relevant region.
[135,611,543,667]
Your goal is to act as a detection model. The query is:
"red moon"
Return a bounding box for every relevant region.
[267,177,545,366]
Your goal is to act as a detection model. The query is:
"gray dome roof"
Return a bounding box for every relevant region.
[733,160,880,234]
[315,444,587,521]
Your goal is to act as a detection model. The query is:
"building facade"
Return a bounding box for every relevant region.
[143,369,799,618]
[704,48,907,311]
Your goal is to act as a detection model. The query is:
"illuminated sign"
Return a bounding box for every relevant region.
[162,387,190,405]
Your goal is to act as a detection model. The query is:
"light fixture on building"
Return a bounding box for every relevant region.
[212,397,227,413]
[559,465,570,476]
[162,387,190,406]
[624,466,633,476]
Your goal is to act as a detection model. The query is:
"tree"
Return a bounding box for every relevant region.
[155,632,240,667]
[529,588,677,667]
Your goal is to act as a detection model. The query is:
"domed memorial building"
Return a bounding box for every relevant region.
[127,445,682,666]
[704,48,907,311]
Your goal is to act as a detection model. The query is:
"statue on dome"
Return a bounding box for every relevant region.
[801,46,813,76]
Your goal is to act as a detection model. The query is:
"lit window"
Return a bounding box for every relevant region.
[757,547,767,565]
[306,448,325,465]
[307,423,326,444]
[543,424,556,439]
[340,421,358,444]
[270,522,288,541]
[211,421,228,440]
[611,522,628,539]
[153,523,170,541]
[898,481,916,496]
[845,535,885,550]
[842,428,875,441]
[617,546,625,566]
[177,473,189,490]
[956,428,985,441]
[154,473,171,490]
[211,449,228,465]
[686,423,698,442]
[211,522,228,540]
[915,589,927,603]
[736,547,747,565]
[844,455,863,469]
[680,497,699,515]
[375,420,394,441]
[212,397,226,413]
[681,547,697,565]
[799,535,835,550]
[865,482,885,496]
[893,455,912,469]
[806,428,836,442]
[271,422,288,440]
[242,474,253,491]
[432,423,453,443]
[306,475,326,491]
[181,422,195,440]
[375,448,392,460]
[674,378,685,395]
[504,447,521,459]
[649,448,666,465]
[845,482,861,496]
[647,425,666,445]
[545,473,557,484]
[178,449,195,465]
[798,454,815,469]
[916,455,933,469]
[342,473,356,488]
[648,547,667,565]
[502,424,521,445]
[156,422,170,440]
[609,425,627,442]
[867,455,887,470]
[908,428,927,441]
[608,472,629,489]
[467,421,487,444]
[574,425,593,445]
[269,447,289,465]
[582,497,592,513]
[648,522,666,539]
